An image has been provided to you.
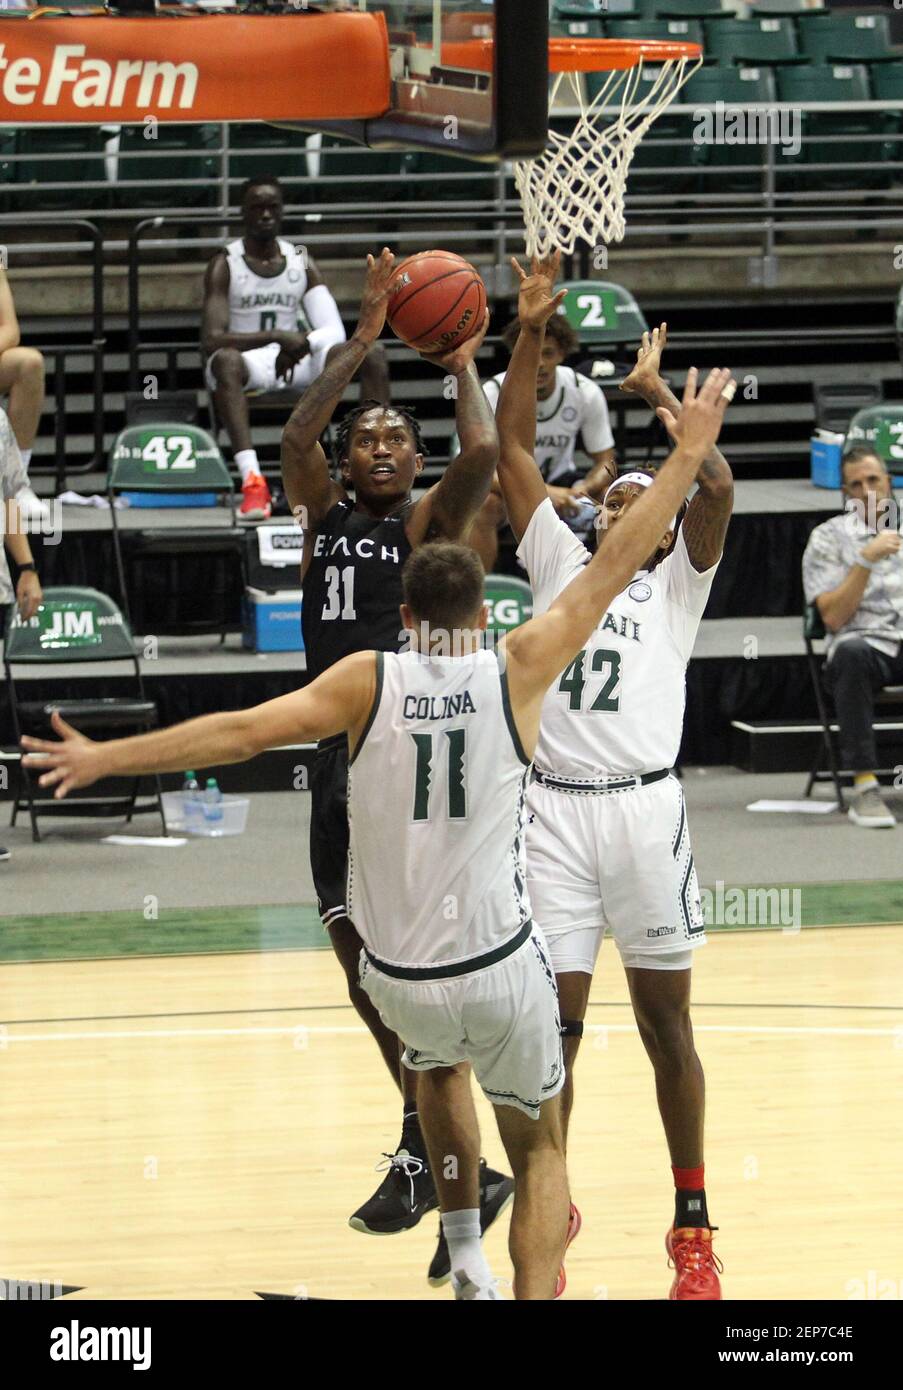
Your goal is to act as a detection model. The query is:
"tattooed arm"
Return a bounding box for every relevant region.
[406,317,498,545]
[621,324,734,571]
[281,249,395,528]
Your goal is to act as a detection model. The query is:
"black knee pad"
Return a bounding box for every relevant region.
[560,1019,585,1040]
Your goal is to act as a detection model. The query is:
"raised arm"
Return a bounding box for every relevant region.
[281,249,395,530]
[621,323,734,571]
[405,313,498,544]
[22,652,378,800]
[495,253,570,543]
[504,367,736,753]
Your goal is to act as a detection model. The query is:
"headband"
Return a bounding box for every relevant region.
[603,472,677,533]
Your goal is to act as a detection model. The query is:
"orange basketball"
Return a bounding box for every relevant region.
[387,250,487,355]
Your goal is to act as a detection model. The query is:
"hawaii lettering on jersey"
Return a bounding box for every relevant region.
[312,532,402,564]
[402,691,477,721]
[599,610,642,643]
[235,291,299,312]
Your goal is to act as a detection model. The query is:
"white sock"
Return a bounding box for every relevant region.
[442,1208,493,1291]
[20,448,32,470]
[234,449,260,484]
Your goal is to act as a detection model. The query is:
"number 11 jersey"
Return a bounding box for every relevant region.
[302,500,413,682]
[517,498,718,779]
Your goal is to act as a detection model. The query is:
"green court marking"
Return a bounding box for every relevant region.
[1,881,901,966]
[0,903,327,964]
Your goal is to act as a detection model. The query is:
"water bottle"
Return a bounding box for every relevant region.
[181,772,202,828]
[203,777,224,823]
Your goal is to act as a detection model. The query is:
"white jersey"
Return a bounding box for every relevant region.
[518,498,717,777]
[224,237,309,334]
[484,366,615,484]
[347,648,532,969]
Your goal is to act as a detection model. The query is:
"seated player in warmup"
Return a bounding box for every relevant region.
[281,247,512,1285]
[22,361,734,1299]
[803,445,903,829]
[468,309,617,573]
[202,176,389,521]
[0,263,47,522]
[496,256,734,1299]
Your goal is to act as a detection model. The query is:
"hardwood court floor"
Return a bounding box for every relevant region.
[1,925,901,1301]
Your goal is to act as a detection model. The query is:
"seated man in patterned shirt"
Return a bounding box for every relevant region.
[802,446,903,828]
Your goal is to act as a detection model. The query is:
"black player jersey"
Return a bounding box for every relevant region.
[302,500,413,681]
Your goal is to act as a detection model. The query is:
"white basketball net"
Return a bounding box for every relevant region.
[515,57,701,258]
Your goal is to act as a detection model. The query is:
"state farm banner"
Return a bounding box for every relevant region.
[0,12,391,123]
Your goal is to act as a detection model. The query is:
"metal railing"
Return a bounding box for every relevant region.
[0,218,105,483]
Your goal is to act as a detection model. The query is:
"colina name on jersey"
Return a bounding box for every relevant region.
[403,692,477,721]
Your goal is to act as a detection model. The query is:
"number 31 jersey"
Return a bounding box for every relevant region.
[302,501,413,682]
[347,648,532,969]
[517,498,718,778]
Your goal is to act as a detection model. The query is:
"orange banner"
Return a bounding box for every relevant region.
[0,12,391,123]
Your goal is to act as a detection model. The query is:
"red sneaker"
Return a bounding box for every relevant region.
[554,1201,582,1299]
[665,1226,723,1300]
[239,472,272,521]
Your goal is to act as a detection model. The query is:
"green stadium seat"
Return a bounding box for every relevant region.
[557,280,649,356]
[846,404,903,473]
[405,150,497,204]
[682,63,778,192]
[114,124,220,210]
[11,127,109,215]
[871,60,903,168]
[656,0,733,17]
[605,17,705,46]
[776,63,883,191]
[586,58,702,194]
[704,16,799,65]
[315,137,413,210]
[229,124,313,196]
[553,1,612,17]
[550,18,606,39]
[796,11,892,64]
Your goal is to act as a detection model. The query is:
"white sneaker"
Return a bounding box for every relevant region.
[848,785,896,829]
[16,485,51,523]
[452,1270,503,1301]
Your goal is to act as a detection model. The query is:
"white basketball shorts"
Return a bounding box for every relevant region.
[526,772,706,976]
[358,927,564,1120]
[204,342,322,396]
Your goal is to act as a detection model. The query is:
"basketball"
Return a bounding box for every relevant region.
[386,250,487,355]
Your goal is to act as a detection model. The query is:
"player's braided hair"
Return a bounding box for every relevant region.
[333,401,428,468]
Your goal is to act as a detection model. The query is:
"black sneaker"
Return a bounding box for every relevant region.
[0,847,9,863]
[427,1159,515,1286]
[348,1146,438,1235]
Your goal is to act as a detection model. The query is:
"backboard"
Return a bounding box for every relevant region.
[296,0,551,160]
[0,1,549,160]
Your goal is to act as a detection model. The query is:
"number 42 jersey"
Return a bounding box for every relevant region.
[518,498,718,779]
[347,648,532,970]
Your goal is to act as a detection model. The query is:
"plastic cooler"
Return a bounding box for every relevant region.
[162,791,250,837]
[242,588,304,652]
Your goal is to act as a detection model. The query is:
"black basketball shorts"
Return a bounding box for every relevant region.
[309,734,352,930]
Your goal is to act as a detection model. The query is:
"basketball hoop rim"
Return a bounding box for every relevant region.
[441,37,703,76]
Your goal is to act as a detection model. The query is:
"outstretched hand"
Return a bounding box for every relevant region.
[510,251,568,333]
[657,366,736,461]
[356,248,396,344]
[21,710,104,800]
[620,322,668,396]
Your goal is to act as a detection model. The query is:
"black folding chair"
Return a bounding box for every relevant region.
[4,588,166,842]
